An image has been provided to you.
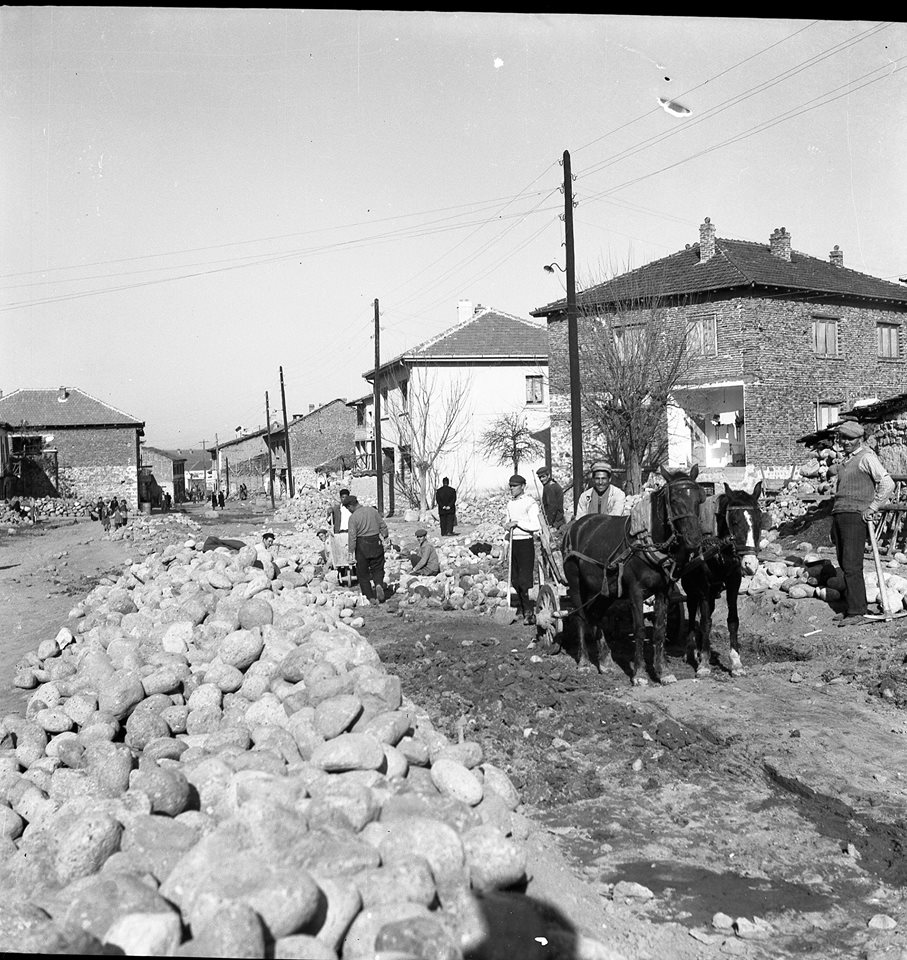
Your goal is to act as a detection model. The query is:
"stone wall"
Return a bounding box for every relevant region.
[287,399,356,474]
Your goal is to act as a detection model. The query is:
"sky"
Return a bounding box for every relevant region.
[2,11,905,449]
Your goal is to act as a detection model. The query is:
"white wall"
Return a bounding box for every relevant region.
[379,361,550,499]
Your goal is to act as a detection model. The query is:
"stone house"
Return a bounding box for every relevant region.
[141,447,187,504]
[0,387,144,504]
[354,301,549,500]
[213,399,355,495]
[532,220,907,483]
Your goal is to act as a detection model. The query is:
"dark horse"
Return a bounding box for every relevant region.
[681,482,763,678]
[561,466,704,686]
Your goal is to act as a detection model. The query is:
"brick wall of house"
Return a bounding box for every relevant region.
[218,433,284,493]
[287,399,355,477]
[547,293,907,471]
[25,426,140,504]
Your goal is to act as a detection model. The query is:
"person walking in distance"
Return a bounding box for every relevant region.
[346,496,389,605]
[536,466,565,531]
[504,474,541,626]
[436,477,457,536]
[829,420,894,625]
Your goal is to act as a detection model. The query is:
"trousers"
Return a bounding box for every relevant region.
[439,511,456,536]
[355,535,386,601]
[831,512,868,615]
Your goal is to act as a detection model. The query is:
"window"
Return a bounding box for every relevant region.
[355,406,365,427]
[613,324,644,360]
[816,402,840,430]
[11,435,45,456]
[525,375,544,405]
[399,379,409,410]
[691,314,717,355]
[878,323,900,359]
[812,316,839,356]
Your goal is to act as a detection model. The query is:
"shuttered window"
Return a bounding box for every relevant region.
[812,317,838,356]
[878,323,900,358]
[525,375,544,404]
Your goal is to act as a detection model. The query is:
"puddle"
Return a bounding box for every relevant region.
[602,860,835,927]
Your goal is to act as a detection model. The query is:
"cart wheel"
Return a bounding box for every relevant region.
[535,584,562,651]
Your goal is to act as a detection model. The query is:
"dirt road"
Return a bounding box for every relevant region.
[2,504,907,959]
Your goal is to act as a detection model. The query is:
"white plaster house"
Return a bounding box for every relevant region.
[355,301,549,501]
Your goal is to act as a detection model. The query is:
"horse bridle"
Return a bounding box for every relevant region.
[717,503,760,561]
[658,478,704,544]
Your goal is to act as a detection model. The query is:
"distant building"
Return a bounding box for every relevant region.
[212,399,355,496]
[0,387,144,504]
[141,447,187,504]
[532,219,907,482]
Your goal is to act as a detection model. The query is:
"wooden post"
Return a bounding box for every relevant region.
[265,392,276,509]
[279,366,294,498]
[564,150,584,511]
[374,298,384,514]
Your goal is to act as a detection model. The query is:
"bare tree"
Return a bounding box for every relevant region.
[578,287,701,494]
[480,412,545,475]
[384,369,472,511]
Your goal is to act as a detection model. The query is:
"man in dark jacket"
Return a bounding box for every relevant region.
[536,466,565,531]
[435,477,457,536]
[346,496,389,604]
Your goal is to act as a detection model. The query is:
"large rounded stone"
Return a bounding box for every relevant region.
[375,915,460,960]
[220,630,264,671]
[103,911,182,957]
[186,901,266,959]
[54,811,123,885]
[238,598,274,630]
[125,709,170,751]
[341,902,431,959]
[129,764,191,816]
[463,824,527,892]
[355,856,437,908]
[53,873,177,941]
[205,659,245,693]
[314,695,363,740]
[310,734,385,773]
[378,818,465,891]
[480,763,520,811]
[430,759,483,806]
[98,671,146,720]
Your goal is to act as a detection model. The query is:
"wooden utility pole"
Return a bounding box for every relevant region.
[279,366,295,498]
[200,439,206,497]
[225,457,230,497]
[373,298,384,514]
[265,392,276,509]
[564,149,584,511]
[214,434,220,494]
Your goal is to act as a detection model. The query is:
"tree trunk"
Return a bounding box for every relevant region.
[417,470,429,511]
[625,448,643,495]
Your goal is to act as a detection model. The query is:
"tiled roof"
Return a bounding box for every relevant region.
[531,238,907,316]
[216,398,348,449]
[364,307,548,379]
[143,446,188,462]
[0,388,143,428]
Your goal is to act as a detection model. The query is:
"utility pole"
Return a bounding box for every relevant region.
[564,149,584,511]
[200,439,206,498]
[279,366,295,498]
[214,434,220,494]
[225,457,230,497]
[373,298,384,514]
[265,392,276,509]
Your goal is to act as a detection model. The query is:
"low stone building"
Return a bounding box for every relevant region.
[0,387,144,504]
[141,447,187,504]
[214,399,355,495]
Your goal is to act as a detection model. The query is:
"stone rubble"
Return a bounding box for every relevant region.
[0,520,623,959]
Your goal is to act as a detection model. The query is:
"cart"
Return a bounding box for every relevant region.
[327,534,357,588]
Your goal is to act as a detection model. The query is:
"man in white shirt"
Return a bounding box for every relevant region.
[328,488,352,534]
[504,474,541,626]
[575,461,627,518]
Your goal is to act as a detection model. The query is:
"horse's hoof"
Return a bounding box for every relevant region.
[660,674,678,685]
[631,676,649,687]
[695,666,711,678]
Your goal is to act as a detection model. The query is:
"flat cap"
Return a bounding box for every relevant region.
[836,420,864,439]
[589,461,613,475]
[415,528,428,537]
[345,495,359,507]
[508,474,526,486]
[536,467,550,477]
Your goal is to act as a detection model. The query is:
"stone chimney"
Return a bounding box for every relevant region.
[457,299,473,324]
[769,226,791,261]
[829,244,843,268]
[57,386,69,402]
[309,403,315,413]
[699,218,716,262]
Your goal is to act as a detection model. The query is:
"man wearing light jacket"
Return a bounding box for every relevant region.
[504,474,541,626]
[829,420,894,625]
[575,461,627,518]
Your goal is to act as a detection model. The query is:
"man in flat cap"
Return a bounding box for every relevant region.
[536,466,565,532]
[829,420,894,624]
[504,474,541,625]
[346,495,390,604]
[575,461,627,518]
[408,528,441,577]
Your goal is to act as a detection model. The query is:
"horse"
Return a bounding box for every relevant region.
[681,482,763,678]
[561,465,705,686]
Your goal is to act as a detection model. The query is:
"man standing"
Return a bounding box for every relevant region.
[830,421,894,625]
[575,462,627,518]
[504,474,541,626]
[218,490,225,510]
[328,488,352,534]
[436,477,457,536]
[346,495,389,604]
[536,466,565,531]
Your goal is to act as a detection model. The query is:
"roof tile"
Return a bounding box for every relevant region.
[0,388,143,427]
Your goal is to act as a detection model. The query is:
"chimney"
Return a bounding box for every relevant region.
[769,226,791,261]
[57,386,69,402]
[829,244,843,268]
[309,403,315,413]
[457,299,473,324]
[699,218,716,262]
[474,303,484,315]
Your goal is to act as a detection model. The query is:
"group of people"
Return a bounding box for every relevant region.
[93,497,128,532]
[210,490,226,510]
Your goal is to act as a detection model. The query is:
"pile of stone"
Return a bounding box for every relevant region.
[108,514,203,548]
[0,537,603,959]
[869,414,907,475]
[736,538,907,610]
[1,497,97,525]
